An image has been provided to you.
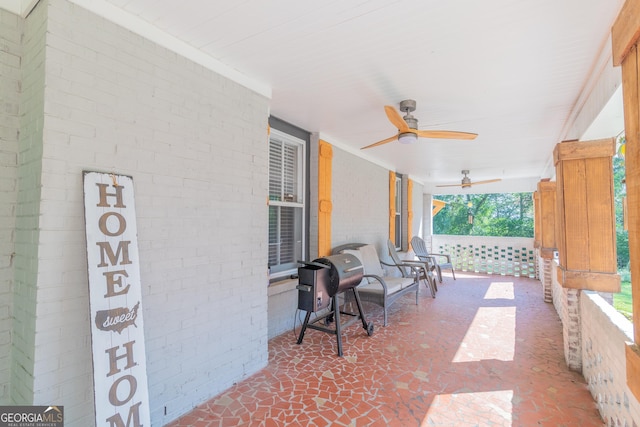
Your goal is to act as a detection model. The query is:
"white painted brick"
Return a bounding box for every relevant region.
[331,146,389,252]
[14,0,272,424]
[0,4,24,406]
[582,292,640,424]
[546,261,640,423]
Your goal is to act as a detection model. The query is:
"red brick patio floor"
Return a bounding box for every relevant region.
[166,272,603,426]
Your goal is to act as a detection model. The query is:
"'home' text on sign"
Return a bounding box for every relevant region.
[83,172,151,427]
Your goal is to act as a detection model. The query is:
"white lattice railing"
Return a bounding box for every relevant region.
[427,235,538,279]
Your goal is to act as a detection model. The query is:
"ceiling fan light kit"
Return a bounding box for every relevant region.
[398,132,417,144]
[361,99,478,150]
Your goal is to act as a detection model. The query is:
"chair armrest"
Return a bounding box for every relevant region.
[430,253,452,263]
[401,259,436,272]
[381,260,421,279]
[381,260,403,277]
[361,274,388,292]
[400,264,422,281]
[414,255,438,267]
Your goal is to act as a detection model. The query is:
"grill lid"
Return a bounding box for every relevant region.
[313,253,363,296]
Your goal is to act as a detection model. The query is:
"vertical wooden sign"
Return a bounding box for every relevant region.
[83,171,151,427]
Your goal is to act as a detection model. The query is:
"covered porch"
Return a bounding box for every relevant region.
[168,272,605,426]
[4,1,640,426]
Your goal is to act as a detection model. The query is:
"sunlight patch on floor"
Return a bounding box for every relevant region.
[453,306,516,362]
[484,281,514,299]
[421,390,514,426]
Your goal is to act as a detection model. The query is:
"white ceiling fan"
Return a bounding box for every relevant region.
[436,170,502,189]
[361,100,478,150]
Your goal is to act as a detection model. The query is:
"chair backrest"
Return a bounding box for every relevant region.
[387,239,402,265]
[411,236,430,259]
[387,239,410,277]
[342,244,384,283]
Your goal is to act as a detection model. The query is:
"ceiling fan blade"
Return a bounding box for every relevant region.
[435,178,502,188]
[384,105,410,132]
[471,178,502,185]
[415,129,478,140]
[435,183,465,187]
[360,134,399,150]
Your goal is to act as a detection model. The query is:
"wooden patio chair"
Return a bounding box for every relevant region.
[387,239,437,298]
[410,236,456,283]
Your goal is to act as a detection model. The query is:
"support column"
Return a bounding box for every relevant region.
[613,0,640,400]
[534,180,557,303]
[554,138,619,371]
[540,257,553,303]
[422,193,434,237]
[562,288,582,371]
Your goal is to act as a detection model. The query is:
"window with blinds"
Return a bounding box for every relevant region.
[268,129,305,278]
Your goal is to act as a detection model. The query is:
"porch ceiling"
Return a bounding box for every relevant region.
[2,0,627,194]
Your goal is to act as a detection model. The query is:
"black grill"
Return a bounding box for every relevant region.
[314,254,364,296]
[296,255,373,356]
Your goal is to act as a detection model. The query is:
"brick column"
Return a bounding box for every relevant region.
[540,257,553,303]
[562,288,582,371]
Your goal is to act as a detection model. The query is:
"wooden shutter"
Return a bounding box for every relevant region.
[318,140,333,257]
[389,171,396,243]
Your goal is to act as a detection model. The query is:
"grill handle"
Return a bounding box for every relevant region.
[297,260,330,269]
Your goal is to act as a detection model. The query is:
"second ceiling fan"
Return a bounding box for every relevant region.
[361,99,478,150]
[436,170,502,189]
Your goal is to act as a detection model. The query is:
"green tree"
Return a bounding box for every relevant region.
[614,144,629,268]
[433,193,534,237]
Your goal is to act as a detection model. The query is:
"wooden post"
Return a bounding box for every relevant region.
[553,138,620,292]
[538,180,557,259]
[613,0,640,400]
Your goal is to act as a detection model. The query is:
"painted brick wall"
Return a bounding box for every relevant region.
[550,259,640,424]
[582,292,640,425]
[0,7,22,405]
[16,0,271,425]
[331,145,389,255]
[10,1,48,407]
[267,279,298,339]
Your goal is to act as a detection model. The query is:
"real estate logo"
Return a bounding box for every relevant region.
[0,406,63,427]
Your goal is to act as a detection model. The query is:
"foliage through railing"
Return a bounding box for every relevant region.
[430,235,537,279]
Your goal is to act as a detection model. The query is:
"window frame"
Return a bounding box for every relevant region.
[268,122,308,282]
